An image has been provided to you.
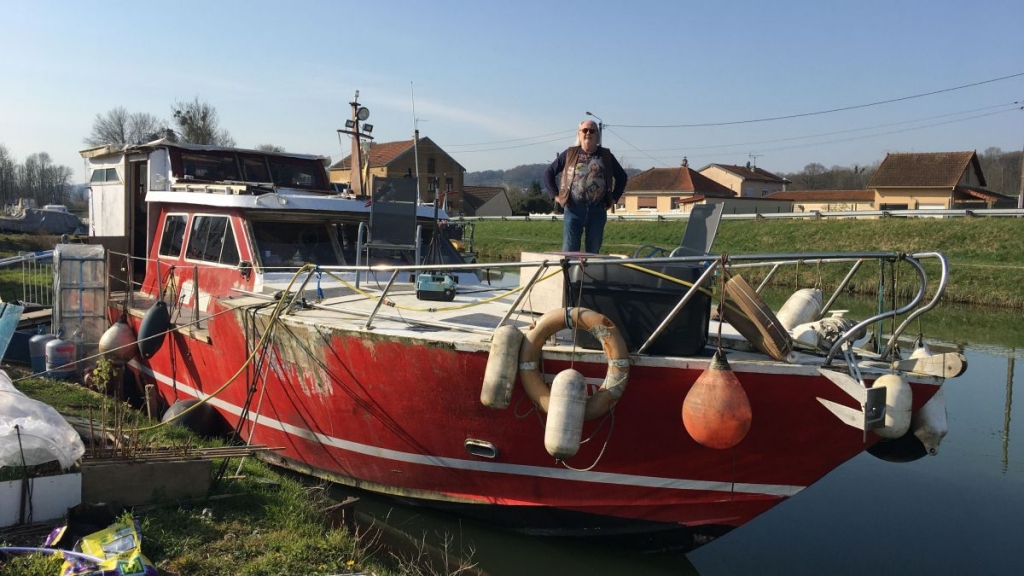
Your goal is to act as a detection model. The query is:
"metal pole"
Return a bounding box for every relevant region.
[350,96,363,198]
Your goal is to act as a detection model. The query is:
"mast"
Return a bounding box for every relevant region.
[337,90,374,198]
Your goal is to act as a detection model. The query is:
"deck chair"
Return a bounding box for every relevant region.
[356,177,422,283]
[633,203,725,258]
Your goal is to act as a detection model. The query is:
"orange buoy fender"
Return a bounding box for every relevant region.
[682,350,753,449]
[481,325,525,409]
[99,314,138,364]
[545,369,587,459]
[519,307,629,421]
[138,301,170,360]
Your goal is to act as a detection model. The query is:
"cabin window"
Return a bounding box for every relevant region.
[251,220,343,267]
[89,167,120,183]
[267,158,325,189]
[185,215,240,265]
[158,214,188,257]
[241,157,272,182]
[181,153,240,181]
[637,196,658,209]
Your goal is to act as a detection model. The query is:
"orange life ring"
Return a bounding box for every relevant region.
[519,307,630,420]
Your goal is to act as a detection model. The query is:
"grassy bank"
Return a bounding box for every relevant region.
[0,371,460,576]
[471,217,1024,308]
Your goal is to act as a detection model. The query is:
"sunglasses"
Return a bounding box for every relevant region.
[580,128,598,134]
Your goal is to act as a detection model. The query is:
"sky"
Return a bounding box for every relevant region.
[2,0,1023,183]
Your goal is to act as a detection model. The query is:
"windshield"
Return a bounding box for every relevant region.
[250,220,344,268]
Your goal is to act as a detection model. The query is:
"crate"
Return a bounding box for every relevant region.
[567,262,711,356]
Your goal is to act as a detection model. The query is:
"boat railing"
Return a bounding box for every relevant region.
[107,247,949,365]
[302,250,948,364]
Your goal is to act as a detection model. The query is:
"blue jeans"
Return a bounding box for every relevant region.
[562,202,608,253]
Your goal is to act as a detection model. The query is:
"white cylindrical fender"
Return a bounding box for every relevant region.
[874,374,912,439]
[776,288,823,330]
[912,388,948,456]
[544,369,587,459]
[909,337,933,360]
[481,325,525,409]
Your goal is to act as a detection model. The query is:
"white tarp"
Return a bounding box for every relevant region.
[0,370,84,469]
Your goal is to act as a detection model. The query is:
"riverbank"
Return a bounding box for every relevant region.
[0,369,460,576]
[471,217,1024,308]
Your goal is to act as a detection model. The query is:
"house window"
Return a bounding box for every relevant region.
[879,203,908,211]
[158,214,187,257]
[184,215,239,265]
[427,157,436,174]
[637,196,658,209]
[670,197,682,210]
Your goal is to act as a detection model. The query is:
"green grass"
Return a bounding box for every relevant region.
[472,217,1024,308]
[0,371,448,576]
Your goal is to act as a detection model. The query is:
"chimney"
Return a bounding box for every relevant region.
[681,157,689,168]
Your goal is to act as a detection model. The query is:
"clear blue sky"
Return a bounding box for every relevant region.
[2,0,1022,183]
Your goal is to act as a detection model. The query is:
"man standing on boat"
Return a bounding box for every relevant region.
[543,120,628,253]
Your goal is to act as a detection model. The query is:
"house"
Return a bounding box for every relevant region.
[699,163,791,197]
[766,190,875,212]
[620,161,734,214]
[461,186,513,217]
[868,151,1015,211]
[329,135,466,212]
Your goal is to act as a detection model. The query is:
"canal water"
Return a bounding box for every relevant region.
[336,302,1024,575]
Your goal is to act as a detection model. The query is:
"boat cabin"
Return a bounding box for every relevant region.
[81,139,463,305]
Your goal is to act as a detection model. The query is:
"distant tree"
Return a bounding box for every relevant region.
[84,107,169,147]
[520,195,554,214]
[0,144,16,206]
[172,97,236,147]
[979,147,1022,198]
[256,144,286,153]
[505,186,525,213]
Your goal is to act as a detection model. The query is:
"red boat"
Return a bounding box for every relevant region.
[85,139,965,551]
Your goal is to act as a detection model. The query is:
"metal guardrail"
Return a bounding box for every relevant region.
[447,208,1024,223]
[0,250,54,306]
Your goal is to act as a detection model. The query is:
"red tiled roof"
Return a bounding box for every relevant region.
[767,190,874,202]
[329,139,416,170]
[868,151,984,188]
[706,164,790,183]
[625,167,735,196]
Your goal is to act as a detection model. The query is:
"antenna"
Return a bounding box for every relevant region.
[748,153,762,168]
[410,82,421,196]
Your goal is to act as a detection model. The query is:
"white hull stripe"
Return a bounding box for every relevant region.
[137,362,805,498]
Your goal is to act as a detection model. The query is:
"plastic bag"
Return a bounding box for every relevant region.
[0,370,85,469]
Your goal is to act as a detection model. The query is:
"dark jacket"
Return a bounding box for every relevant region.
[543,146,628,208]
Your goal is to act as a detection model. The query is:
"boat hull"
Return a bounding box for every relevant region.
[119,298,940,547]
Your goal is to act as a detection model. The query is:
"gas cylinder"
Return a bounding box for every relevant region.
[683,350,753,449]
[45,334,78,380]
[29,328,56,375]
